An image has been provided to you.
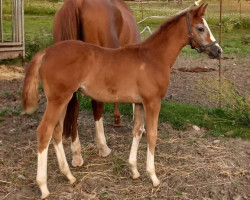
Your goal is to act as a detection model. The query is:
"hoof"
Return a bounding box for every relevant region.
[72,156,84,167]
[69,176,76,185]
[99,147,111,157]
[153,179,161,187]
[132,173,141,180]
[41,192,50,200]
[113,118,122,127]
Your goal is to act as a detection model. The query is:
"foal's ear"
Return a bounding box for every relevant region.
[194,3,208,17]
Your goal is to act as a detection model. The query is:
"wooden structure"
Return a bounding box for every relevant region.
[0,0,25,63]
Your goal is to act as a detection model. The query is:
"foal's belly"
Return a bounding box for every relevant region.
[78,85,142,103]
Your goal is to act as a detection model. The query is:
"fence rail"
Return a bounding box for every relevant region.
[0,0,25,63]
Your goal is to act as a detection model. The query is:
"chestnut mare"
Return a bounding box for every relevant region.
[22,4,222,199]
[53,0,140,167]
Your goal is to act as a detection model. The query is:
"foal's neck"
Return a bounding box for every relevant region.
[142,16,188,68]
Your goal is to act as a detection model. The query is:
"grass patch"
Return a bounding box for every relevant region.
[77,95,250,140]
[0,108,22,116]
[112,156,126,174]
[160,101,250,140]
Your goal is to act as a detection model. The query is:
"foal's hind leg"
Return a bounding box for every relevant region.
[64,93,84,167]
[53,107,76,184]
[71,131,84,167]
[113,103,122,126]
[129,103,145,179]
[91,100,111,157]
[36,101,68,199]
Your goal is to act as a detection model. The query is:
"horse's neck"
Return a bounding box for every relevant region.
[142,18,187,68]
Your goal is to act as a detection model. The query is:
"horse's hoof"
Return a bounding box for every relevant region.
[72,156,84,167]
[41,192,50,200]
[132,173,141,180]
[113,118,122,126]
[69,176,76,185]
[152,179,161,187]
[99,147,111,157]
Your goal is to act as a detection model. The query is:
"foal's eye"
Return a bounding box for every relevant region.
[198,27,205,32]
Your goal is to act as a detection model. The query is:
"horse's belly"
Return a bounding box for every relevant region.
[79,85,142,103]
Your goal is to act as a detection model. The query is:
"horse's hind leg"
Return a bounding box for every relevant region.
[36,101,68,199]
[53,107,76,184]
[71,131,84,167]
[129,103,145,179]
[113,103,122,126]
[63,93,84,167]
[91,100,111,157]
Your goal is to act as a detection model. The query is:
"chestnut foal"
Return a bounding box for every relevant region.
[53,0,140,167]
[22,4,222,199]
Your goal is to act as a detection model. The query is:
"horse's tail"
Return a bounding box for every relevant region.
[22,50,46,114]
[53,0,82,42]
[53,0,82,139]
[63,93,79,140]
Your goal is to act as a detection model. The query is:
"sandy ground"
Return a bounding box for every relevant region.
[0,55,249,199]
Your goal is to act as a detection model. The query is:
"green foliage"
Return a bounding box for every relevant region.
[196,77,250,126]
[112,156,126,174]
[0,108,22,116]
[25,33,53,61]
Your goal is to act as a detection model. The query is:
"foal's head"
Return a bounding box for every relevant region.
[187,4,222,59]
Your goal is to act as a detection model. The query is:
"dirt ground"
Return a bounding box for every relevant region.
[0,55,249,200]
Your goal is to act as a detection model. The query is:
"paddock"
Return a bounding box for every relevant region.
[0,0,249,199]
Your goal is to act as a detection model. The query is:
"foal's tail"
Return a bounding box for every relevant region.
[22,50,46,114]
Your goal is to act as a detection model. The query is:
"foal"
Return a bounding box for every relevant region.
[22,4,222,199]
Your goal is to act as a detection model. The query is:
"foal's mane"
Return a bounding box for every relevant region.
[142,8,194,44]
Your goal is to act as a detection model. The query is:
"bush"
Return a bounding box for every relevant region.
[196,76,250,126]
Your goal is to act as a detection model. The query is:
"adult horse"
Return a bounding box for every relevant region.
[22,4,222,199]
[53,0,140,167]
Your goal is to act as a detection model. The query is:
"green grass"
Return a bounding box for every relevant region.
[77,95,250,140]
[0,108,21,116]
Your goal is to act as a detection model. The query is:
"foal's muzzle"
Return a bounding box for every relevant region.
[205,44,222,59]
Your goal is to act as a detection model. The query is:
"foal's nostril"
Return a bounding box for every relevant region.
[218,48,222,54]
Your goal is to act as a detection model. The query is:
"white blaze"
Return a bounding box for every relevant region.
[202,18,223,51]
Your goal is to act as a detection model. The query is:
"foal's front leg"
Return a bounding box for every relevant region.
[144,99,161,187]
[129,103,145,179]
[92,100,111,157]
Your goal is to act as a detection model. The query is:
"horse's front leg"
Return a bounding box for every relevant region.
[129,103,145,179]
[144,98,161,187]
[92,100,111,157]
